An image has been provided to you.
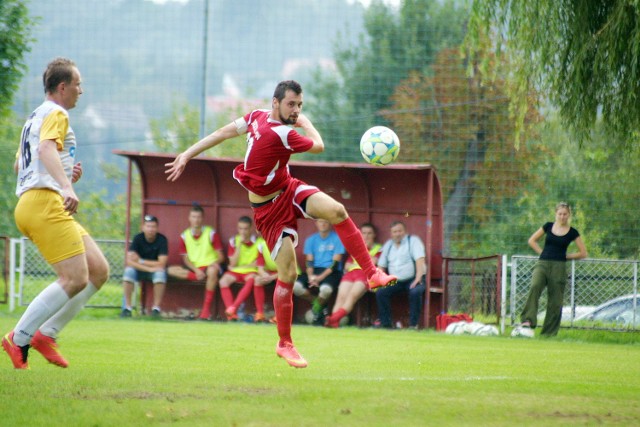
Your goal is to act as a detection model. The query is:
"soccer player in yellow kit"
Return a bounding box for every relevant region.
[2,58,110,369]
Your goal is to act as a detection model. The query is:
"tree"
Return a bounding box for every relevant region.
[384,48,544,254]
[0,0,33,117]
[0,0,33,237]
[522,117,640,259]
[150,100,248,158]
[0,116,22,237]
[466,0,640,146]
[306,0,468,161]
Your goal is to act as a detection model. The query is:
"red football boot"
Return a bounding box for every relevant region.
[31,330,68,368]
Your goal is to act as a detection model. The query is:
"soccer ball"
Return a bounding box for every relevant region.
[304,309,314,324]
[511,325,535,338]
[359,126,400,166]
[471,324,500,336]
[445,321,468,335]
[464,321,485,334]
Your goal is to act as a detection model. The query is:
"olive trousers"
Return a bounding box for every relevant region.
[521,259,567,337]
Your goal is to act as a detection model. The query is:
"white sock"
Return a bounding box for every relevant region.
[13,281,70,346]
[39,283,98,339]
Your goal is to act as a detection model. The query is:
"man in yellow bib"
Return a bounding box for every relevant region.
[2,58,110,369]
[168,205,225,320]
[221,216,259,320]
[252,235,279,322]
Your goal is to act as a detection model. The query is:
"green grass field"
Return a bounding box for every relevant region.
[1,310,639,426]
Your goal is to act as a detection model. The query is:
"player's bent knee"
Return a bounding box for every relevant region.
[293,281,306,296]
[334,202,348,220]
[319,284,333,299]
[61,279,90,297]
[91,270,109,288]
[90,260,110,286]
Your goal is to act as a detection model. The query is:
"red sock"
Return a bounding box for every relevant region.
[333,308,348,323]
[274,280,293,344]
[220,287,234,309]
[233,277,254,308]
[254,284,265,315]
[201,289,215,317]
[334,218,376,277]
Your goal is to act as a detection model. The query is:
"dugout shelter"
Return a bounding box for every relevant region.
[115,150,445,328]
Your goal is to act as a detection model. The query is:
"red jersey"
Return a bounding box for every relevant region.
[233,109,314,196]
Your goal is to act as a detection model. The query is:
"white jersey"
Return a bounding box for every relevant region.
[16,100,76,197]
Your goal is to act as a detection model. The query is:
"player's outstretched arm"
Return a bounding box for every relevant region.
[165,121,240,181]
[295,114,324,153]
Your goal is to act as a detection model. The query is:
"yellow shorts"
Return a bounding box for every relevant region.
[15,189,87,264]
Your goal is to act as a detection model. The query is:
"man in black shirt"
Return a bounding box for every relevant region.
[121,215,168,318]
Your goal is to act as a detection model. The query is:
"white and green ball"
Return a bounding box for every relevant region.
[470,323,500,336]
[359,126,400,166]
[510,325,535,338]
[304,309,315,324]
[444,321,468,335]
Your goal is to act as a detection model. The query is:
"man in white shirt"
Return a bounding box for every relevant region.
[376,221,426,328]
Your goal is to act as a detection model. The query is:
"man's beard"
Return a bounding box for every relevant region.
[280,107,297,125]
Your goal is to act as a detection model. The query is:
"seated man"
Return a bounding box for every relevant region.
[293,219,345,325]
[325,223,382,328]
[121,215,168,318]
[167,205,225,320]
[253,235,279,322]
[375,221,427,329]
[228,233,281,323]
[221,216,259,320]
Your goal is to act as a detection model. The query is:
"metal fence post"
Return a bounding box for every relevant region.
[510,256,517,325]
[9,238,16,312]
[570,260,576,327]
[18,237,26,307]
[633,261,638,328]
[501,254,507,333]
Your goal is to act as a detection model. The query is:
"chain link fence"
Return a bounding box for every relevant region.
[7,239,640,331]
[443,255,503,325]
[9,238,126,310]
[442,255,639,332]
[510,256,639,330]
[1,237,9,305]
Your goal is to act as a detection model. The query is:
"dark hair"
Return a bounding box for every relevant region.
[361,222,377,234]
[144,214,158,224]
[273,80,302,102]
[390,220,406,229]
[43,57,77,94]
[238,215,252,225]
[191,204,204,214]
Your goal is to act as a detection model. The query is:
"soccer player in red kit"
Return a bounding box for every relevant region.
[165,80,397,368]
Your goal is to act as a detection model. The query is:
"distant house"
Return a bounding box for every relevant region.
[206,74,266,121]
[81,103,153,151]
[76,103,153,193]
[83,103,150,134]
[281,57,337,80]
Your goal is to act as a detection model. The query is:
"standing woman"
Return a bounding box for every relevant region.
[520,202,587,336]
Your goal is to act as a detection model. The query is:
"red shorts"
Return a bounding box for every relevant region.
[186,266,207,281]
[341,269,367,284]
[223,270,255,285]
[252,177,319,259]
